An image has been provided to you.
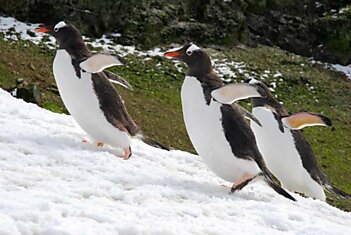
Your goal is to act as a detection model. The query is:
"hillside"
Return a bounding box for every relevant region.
[0,17,350,212]
[1,87,351,234]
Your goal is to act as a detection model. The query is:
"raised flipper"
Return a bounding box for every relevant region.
[211,83,265,104]
[281,112,332,130]
[104,71,133,90]
[234,104,262,126]
[80,54,123,73]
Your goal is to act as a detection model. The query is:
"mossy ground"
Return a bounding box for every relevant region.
[0,38,350,211]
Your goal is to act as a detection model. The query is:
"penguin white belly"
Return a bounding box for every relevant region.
[181,76,260,183]
[53,50,130,148]
[251,107,325,200]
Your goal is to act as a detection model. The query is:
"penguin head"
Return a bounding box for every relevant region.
[164,44,212,75]
[246,79,278,106]
[36,21,83,49]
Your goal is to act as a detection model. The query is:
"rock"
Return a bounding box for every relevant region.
[29,63,35,70]
[16,78,24,85]
[15,82,41,104]
[34,74,44,81]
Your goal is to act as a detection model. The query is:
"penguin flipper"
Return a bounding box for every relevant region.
[234,105,262,126]
[80,54,123,73]
[104,71,133,90]
[211,83,265,104]
[281,112,332,130]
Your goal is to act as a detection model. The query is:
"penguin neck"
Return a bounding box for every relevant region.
[188,69,222,86]
[187,58,213,79]
[251,97,267,108]
[251,96,287,116]
[187,69,223,105]
[59,40,91,60]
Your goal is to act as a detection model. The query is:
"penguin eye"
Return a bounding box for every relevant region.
[186,50,193,56]
[54,27,59,32]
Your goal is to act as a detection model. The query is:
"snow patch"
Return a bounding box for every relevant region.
[331,64,351,79]
[0,16,56,48]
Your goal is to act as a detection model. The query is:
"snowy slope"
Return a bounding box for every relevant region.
[0,89,351,235]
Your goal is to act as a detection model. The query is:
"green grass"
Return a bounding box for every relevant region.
[0,38,350,211]
[0,37,65,113]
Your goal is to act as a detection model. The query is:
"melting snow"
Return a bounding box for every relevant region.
[331,64,351,80]
[0,16,56,48]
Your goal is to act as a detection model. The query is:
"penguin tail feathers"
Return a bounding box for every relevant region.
[324,182,351,199]
[139,134,170,151]
[262,173,296,201]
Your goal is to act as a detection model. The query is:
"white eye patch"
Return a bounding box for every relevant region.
[186,44,200,56]
[54,21,67,32]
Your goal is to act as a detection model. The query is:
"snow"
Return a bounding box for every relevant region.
[0,16,56,48]
[1,89,351,234]
[211,59,249,82]
[331,64,351,79]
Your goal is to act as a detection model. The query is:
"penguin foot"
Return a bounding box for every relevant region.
[123,147,132,160]
[230,174,255,194]
[96,142,104,147]
[82,138,89,144]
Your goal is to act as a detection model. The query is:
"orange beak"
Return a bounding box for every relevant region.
[164,51,182,58]
[35,27,50,33]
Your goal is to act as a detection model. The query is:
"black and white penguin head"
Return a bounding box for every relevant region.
[246,79,278,106]
[164,44,212,75]
[36,21,83,49]
[248,79,272,96]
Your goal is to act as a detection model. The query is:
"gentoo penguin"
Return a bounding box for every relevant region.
[164,44,295,201]
[36,21,168,159]
[248,79,351,201]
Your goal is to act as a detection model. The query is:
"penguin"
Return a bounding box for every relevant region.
[248,79,351,201]
[36,21,168,159]
[164,44,295,201]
